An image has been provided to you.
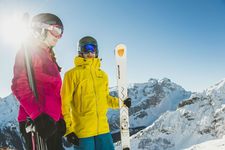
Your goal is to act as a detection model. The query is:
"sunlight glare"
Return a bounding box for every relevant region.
[0,13,29,48]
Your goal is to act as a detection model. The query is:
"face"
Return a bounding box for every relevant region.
[83,52,96,58]
[81,43,97,58]
[43,25,63,47]
[43,31,59,47]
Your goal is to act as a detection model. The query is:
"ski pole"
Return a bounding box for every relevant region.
[25,120,36,150]
[31,132,36,150]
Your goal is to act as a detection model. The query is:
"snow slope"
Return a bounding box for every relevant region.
[184,135,225,150]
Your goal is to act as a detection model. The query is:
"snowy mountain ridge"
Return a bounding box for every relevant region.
[2,78,225,150]
[0,94,23,149]
[108,78,191,135]
[115,78,225,150]
[0,78,191,149]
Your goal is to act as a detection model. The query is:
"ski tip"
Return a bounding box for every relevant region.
[115,43,126,58]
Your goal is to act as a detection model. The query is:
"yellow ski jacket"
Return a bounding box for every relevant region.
[61,56,119,138]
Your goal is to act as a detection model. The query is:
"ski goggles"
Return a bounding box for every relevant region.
[32,22,63,39]
[81,44,97,54]
[48,25,63,39]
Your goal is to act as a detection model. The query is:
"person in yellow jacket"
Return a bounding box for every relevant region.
[61,36,131,150]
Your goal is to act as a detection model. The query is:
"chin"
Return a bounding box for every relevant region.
[50,42,57,47]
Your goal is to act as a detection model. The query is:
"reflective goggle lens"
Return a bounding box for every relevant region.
[82,44,96,54]
[49,25,63,38]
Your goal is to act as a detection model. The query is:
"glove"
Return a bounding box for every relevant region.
[57,119,66,136]
[124,98,131,108]
[33,113,57,139]
[66,132,79,146]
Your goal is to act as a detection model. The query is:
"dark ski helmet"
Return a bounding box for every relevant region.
[78,36,98,58]
[31,13,63,39]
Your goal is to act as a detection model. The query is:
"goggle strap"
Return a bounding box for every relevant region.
[31,22,62,31]
[80,42,97,47]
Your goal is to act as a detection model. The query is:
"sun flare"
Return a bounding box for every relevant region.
[0,13,29,48]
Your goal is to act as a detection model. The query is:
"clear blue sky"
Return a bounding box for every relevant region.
[0,0,225,98]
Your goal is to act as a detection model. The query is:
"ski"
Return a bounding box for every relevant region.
[115,44,130,150]
[24,44,48,150]
[22,13,48,150]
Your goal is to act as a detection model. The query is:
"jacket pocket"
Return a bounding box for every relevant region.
[95,69,103,78]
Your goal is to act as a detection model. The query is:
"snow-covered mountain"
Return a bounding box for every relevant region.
[108,78,191,137]
[0,94,23,150]
[0,78,191,149]
[116,78,225,150]
[4,78,225,150]
[0,94,76,150]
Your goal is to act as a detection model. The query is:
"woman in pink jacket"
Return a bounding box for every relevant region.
[11,13,65,150]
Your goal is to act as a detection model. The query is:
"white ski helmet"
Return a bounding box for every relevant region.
[31,13,63,40]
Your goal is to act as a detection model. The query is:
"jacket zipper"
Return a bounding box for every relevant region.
[80,86,83,113]
[90,60,99,134]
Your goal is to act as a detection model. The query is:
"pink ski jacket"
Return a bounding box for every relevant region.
[11,44,62,122]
